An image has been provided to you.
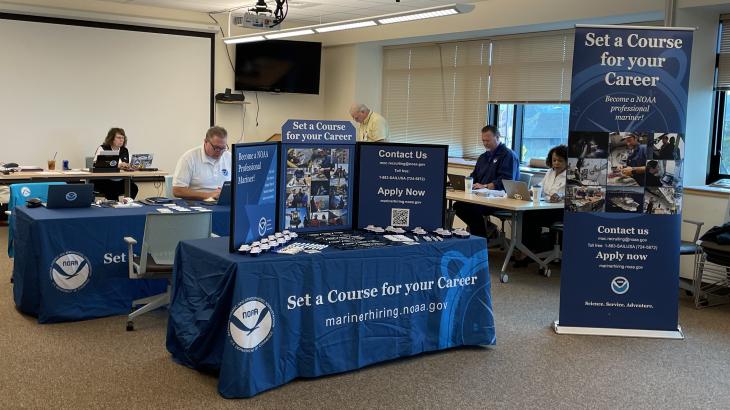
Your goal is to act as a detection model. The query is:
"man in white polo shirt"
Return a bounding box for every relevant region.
[172,126,232,200]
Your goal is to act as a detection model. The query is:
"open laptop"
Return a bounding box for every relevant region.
[448,174,466,191]
[217,181,232,206]
[503,179,531,201]
[46,184,94,209]
[93,150,120,173]
[200,181,232,206]
[130,154,154,170]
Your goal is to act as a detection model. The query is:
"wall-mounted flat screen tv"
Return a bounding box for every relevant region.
[235,40,321,94]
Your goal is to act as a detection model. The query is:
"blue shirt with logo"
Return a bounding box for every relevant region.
[627,144,647,167]
[470,143,520,190]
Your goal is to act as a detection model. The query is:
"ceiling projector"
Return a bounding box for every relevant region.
[231,0,287,30]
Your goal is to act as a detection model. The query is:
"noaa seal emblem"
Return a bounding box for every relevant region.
[611,276,629,295]
[228,297,274,352]
[110,160,118,166]
[20,186,31,197]
[258,217,268,236]
[65,192,77,201]
[50,251,92,292]
[222,169,229,177]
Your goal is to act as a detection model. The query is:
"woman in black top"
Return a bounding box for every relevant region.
[93,127,139,200]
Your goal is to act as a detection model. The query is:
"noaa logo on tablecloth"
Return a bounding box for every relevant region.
[110,160,118,166]
[65,192,77,201]
[20,187,31,197]
[258,217,268,236]
[611,276,629,295]
[50,251,92,292]
[228,297,274,352]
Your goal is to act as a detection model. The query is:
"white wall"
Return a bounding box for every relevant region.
[323,45,357,121]
[322,43,383,122]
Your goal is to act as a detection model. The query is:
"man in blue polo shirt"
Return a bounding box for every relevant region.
[454,125,520,238]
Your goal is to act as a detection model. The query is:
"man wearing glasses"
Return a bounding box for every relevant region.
[172,126,231,200]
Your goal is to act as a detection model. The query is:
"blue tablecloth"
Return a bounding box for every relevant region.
[166,236,495,398]
[12,204,230,323]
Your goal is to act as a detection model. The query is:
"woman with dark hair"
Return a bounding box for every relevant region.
[93,127,139,200]
[513,144,568,267]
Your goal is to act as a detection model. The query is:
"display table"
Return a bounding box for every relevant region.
[446,190,564,283]
[0,169,168,197]
[12,204,230,323]
[166,236,495,398]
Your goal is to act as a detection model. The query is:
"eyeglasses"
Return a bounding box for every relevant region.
[207,140,229,152]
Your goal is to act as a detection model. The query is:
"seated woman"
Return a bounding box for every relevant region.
[514,144,567,267]
[93,128,139,200]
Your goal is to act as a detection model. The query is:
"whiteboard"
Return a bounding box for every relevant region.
[0,17,212,173]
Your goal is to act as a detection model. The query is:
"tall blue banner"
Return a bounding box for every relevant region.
[280,120,356,232]
[557,25,693,338]
[230,142,278,252]
[356,143,447,230]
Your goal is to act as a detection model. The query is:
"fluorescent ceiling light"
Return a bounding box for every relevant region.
[265,29,315,39]
[315,21,377,33]
[378,9,458,24]
[224,35,265,44]
[222,4,473,43]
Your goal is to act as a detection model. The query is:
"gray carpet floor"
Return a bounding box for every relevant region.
[2,225,730,409]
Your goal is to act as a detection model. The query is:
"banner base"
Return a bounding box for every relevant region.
[553,321,684,340]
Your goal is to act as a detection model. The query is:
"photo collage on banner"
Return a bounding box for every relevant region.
[280,119,356,232]
[566,131,684,214]
[284,147,351,229]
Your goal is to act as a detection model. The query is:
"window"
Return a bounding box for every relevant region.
[382,30,573,160]
[496,104,515,149]
[382,41,490,159]
[493,103,569,163]
[710,18,730,182]
[521,104,570,162]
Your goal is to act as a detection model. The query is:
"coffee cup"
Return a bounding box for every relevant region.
[531,186,542,204]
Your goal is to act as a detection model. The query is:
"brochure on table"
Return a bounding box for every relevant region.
[556,25,693,339]
[355,142,448,230]
[279,119,356,232]
[229,142,279,252]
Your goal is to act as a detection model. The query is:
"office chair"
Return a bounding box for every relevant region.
[490,173,532,249]
[124,212,212,330]
[6,182,65,258]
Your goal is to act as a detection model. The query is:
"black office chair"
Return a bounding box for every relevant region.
[489,173,532,249]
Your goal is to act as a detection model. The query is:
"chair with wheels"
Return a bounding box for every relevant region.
[7,182,65,258]
[490,173,532,249]
[124,212,212,330]
[535,221,563,278]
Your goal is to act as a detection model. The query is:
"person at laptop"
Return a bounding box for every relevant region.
[514,144,567,267]
[453,125,519,238]
[92,127,138,200]
[172,126,231,201]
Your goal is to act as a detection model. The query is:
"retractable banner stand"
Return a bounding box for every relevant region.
[230,142,279,252]
[356,143,448,230]
[280,119,356,232]
[555,25,693,339]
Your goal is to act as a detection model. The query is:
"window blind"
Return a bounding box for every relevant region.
[717,17,730,90]
[382,41,490,159]
[488,30,574,103]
